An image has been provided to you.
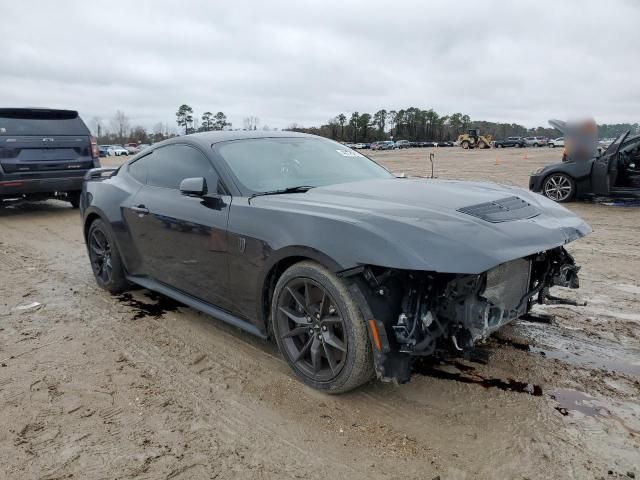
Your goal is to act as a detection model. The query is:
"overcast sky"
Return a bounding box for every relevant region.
[1,1,639,132]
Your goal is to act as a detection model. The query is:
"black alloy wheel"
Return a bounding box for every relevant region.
[87,219,128,293]
[271,261,374,393]
[89,227,113,284]
[276,278,347,382]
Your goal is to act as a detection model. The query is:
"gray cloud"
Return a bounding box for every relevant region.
[1,0,638,131]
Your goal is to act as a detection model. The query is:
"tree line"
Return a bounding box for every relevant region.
[91,105,235,144]
[91,106,639,146]
[175,104,231,135]
[286,108,639,143]
[91,110,179,145]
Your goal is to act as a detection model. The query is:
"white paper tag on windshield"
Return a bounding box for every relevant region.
[336,149,364,157]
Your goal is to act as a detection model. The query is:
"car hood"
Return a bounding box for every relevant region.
[252,178,592,274]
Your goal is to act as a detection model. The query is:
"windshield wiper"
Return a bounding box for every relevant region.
[248,185,314,203]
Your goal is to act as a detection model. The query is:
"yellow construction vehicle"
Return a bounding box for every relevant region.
[457,129,492,149]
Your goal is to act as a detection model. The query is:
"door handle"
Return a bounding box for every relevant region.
[131,205,149,214]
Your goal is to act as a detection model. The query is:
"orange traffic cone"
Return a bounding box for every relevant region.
[524,152,528,160]
[495,156,500,165]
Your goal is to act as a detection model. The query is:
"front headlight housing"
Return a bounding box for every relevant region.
[532,167,545,175]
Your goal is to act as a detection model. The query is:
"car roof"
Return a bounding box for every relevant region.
[0,107,79,118]
[138,130,321,154]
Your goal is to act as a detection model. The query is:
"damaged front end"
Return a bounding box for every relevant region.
[344,247,581,383]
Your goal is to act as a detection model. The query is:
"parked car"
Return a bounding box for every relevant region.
[353,143,366,149]
[524,136,548,147]
[494,136,526,148]
[109,145,129,156]
[530,131,640,202]
[125,143,140,154]
[371,141,395,150]
[99,145,111,157]
[395,140,411,149]
[0,108,100,207]
[547,137,564,148]
[82,131,590,393]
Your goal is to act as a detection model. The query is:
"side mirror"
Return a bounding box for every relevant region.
[179,177,207,196]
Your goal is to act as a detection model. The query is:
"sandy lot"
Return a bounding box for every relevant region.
[0,146,638,479]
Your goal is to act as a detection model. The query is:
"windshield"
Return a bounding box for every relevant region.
[215,137,393,193]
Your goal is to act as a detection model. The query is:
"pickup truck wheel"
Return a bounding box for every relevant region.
[87,219,128,293]
[543,173,575,203]
[272,261,374,394]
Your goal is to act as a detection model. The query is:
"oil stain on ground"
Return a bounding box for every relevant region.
[412,358,543,396]
[117,291,182,320]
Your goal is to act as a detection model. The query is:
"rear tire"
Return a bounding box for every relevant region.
[87,219,128,293]
[271,261,374,394]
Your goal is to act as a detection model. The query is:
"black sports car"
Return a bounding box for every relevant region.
[81,131,591,393]
[530,131,640,202]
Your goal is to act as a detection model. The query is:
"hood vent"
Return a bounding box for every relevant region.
[457,196,540,223]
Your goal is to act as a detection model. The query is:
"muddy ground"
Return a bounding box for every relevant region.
[0,146,638,479]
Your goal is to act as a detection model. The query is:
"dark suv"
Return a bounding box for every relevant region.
[493,136,526,148]
[0,108,100,207]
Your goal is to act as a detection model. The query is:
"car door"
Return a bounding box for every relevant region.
[123,143,233,311]
[592,132,629,195]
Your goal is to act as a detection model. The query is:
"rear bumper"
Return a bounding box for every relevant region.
[0,172,85,197]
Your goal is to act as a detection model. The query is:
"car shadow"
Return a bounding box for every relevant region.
[0,199,76,218]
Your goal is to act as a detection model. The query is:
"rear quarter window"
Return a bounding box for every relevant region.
[128,155,150,184]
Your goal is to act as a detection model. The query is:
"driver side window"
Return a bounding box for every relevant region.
[130,144,224,194]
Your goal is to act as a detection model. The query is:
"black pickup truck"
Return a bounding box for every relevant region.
[0,108,100,207]
[493,136,526,148]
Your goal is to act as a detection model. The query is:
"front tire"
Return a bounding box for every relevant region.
[87,219,128,293]
[271,261,374,393]
[461,141,470,149]
[543,173,575,203]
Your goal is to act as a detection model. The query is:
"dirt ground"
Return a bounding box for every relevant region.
[0,146,638,479]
